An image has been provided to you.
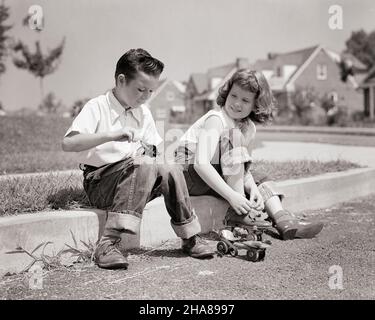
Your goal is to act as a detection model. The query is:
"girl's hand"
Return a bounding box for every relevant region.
[249,187,265,211]
[228,192,254,215]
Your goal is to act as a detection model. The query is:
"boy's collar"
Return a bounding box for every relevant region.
[108,90,142,124]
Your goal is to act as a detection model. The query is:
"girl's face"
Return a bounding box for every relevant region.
[224,84,256,120]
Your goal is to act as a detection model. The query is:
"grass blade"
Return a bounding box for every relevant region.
[70,230,78,248]
[31,242,46,254]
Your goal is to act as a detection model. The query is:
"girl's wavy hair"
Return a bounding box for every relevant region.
[216,69,276,124]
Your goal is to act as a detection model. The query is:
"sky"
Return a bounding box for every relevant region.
[0,0,374,111]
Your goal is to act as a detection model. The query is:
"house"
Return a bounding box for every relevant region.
[185,45,368,124]
[359,66,375,119]
[147,79,187,124]
[185,58,249,122]
[0,103,6,116]
[252,45,367,117]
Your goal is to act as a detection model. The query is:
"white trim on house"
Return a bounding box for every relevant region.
[172,80,186,93]
[284,45,323,90]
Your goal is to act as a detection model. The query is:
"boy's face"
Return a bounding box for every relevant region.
[224,84,256,120]
[116,71,160,108]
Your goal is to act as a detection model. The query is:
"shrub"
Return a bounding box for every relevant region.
[71,98,90,118]
[290,87,327,126]
[38,92,64,114]
[327,105,350,126]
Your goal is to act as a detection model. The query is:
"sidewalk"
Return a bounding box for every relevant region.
[253,141,375,167]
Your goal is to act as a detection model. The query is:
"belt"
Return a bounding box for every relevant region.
[79,163,99,172]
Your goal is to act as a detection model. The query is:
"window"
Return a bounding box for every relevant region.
[330,91,338,103]
[317,64,327,80]
[276,66,283,77]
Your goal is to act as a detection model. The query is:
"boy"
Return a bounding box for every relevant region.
[62,48,214,269]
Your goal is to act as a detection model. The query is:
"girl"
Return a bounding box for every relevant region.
[175,69,323,240]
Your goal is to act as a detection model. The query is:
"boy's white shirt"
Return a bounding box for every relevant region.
[64,90,162,167]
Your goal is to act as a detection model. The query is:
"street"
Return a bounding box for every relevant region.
[1,194,374,300]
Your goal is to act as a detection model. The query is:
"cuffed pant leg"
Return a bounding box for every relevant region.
[156,163,202,239]
[170,211,202,239]
[103,211,142,237]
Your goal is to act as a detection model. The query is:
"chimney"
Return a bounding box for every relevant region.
[267,52,278,60]
[236,58,250,69]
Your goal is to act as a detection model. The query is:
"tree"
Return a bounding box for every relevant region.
[12,38,65,103]
[0,1,12,77]
[345,29,375,70]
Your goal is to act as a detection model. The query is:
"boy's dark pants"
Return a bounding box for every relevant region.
[82,156,201,240]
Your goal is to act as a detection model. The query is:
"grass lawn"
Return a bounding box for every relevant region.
[0,159,360,216]
[0,115,364,215]
[1,115,374,175]
[0,115,79,174]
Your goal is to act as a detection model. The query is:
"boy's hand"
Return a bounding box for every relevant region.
[110,128,141,142]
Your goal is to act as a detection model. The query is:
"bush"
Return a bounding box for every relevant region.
[39,92,64,114]
[327,105,350,126]
[71,98,90,118]
[289,87,327,126]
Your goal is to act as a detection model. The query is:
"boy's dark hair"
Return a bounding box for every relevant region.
[115,48,164,83]
[216,69,277,124]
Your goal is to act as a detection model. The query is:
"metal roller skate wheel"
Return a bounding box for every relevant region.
[229,246,238,257]
[246,248,260,262]
[217,241,229,255]
[247,233,258,241]
[258,250,266,261]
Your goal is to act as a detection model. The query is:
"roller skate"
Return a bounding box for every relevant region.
[216,208,272,262]
[223,207,272,242]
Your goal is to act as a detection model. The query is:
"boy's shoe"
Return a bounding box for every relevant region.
[182,235,215,259]
[272,210,324,240]
[94,237,129,269]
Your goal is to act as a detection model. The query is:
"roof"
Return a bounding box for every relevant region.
[275,45,319,67]
[190,73,209,95]
[194,67,237,101]
[146,78,186,105]
[250,45,321,90]
[207,63,236,78]
[253,45,365,91]
[251,59,275,71]
[190,61,245,96]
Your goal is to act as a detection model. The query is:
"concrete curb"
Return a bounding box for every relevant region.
[170,124,375,136]
[256,125,375,136]
[1,167,375,276]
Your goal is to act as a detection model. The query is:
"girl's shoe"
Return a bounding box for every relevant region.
[271,210,324,240]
